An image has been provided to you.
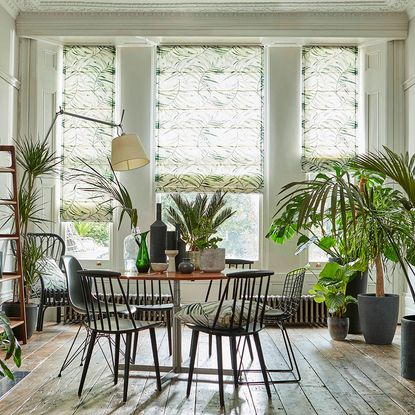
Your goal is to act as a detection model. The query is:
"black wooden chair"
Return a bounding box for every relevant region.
[205,258,255,358]
[127,279,174,358]
[78,269,162,403]
[184,270,274,408]
[252,267,306,384]
[26,233,67,331]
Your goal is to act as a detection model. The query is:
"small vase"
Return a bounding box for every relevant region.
[124,227,140,272]
[178,258,194,274]
[136,231,150,273]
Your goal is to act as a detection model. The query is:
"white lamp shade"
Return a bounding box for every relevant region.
[111,133,149,171]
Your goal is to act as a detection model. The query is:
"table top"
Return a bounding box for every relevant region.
[119,270,227,281]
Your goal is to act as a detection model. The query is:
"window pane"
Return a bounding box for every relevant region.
[158,193,259,261]
[64,222,110,260]
[302,46,358,170]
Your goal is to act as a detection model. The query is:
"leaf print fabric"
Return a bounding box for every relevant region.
[61,46,115,222]
[302,46,358,170]
[156,46,264,193]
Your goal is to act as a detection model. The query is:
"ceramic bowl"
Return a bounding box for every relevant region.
[151,262,169,273]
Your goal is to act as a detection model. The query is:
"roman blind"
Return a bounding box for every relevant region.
[302,46,358,170]
[61,46,115,222]
[155,45,264,193]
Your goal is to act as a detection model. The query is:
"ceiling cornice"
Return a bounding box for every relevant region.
[16,11,409,39]
[0,0,20,18]
[5,0,414,14]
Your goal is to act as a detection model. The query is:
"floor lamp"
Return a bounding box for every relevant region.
[45,107,149,171]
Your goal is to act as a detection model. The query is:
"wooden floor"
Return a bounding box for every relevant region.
[0,323,413,414]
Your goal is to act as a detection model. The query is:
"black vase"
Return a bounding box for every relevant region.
[150,203,167,263]
[175,224,187,270]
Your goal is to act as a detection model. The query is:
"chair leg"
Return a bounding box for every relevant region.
[208,334,213,357]
[281,325,301,382]
[186,330,199,398]
[58,323,84,377]
[114,334,120,385]
[149,327,162,392]
[132,332,139,364]
[78,330,97,397]
[166,311,172,356]
[246,336,254,361]
[56,306,62,324]
[229,336,239,388]
[252,332,271,399]
[123,332,132,403]
[36,305,46,332]
[216,335,225,407]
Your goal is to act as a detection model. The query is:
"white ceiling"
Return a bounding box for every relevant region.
[3,0,415,14]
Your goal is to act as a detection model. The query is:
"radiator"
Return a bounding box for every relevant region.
[266,295,327,326]
[65,293,326,326]
[65,293,173,323]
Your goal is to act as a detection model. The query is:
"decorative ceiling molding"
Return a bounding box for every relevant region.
[6,0,415,14]
[16,11,409,39]
[0,0,20,18]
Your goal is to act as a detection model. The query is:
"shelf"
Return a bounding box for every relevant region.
[0,274,21,283]
[0,200,16,205]
[0,235,19,240]
[0,319,24,334]
[0,167,15,173]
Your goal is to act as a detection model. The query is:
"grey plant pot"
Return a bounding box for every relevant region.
[200,248,226,273]
[2,301,38,340]
[358,293,399,345]
[401,315,415,379]
[327,317,349,341]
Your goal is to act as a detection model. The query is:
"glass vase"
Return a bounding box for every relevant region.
[136,230,150,273]
[124,227,140,272]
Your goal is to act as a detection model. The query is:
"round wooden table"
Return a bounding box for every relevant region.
[120,271,227,373]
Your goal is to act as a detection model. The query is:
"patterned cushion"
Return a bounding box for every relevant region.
[31,257,67,298]
[176,300,270,329]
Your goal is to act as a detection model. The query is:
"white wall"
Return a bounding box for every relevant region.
[404,17,415,315]
[0,5,18,302]
[0,5,18,144]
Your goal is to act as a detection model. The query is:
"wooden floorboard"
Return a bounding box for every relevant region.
[1,323,414,414]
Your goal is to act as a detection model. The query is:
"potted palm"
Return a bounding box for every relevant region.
[309,262,358,340]
[267,157,411,343]
[165,191,235,271]
[2,137,59,339]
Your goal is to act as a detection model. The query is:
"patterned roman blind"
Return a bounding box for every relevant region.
[155,45,264,193]
[61,46,115,222]
[302,46,358,170]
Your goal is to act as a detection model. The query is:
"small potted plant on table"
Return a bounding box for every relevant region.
[165,191,235,271]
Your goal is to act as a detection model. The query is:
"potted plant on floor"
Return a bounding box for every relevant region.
[0,311,22,380]
[2,136,60,339]
[309,261,358,340]
[165,191,235,271]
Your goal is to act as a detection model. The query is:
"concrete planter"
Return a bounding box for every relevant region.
[401,315,415,379]
[200,248,226,273]
[358,293,399,345]
[328,317,349,341]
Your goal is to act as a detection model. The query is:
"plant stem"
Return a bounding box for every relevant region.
[375,253,385,297]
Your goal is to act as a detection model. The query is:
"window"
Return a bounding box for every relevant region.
[61,46,116,260]
[156,46,264,260]
[302,46,358,263]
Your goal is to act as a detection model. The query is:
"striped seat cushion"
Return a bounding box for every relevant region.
[176,300,270,329]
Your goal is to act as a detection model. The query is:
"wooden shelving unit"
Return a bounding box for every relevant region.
[0,145,27,344]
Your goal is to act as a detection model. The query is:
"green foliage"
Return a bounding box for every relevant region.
[74,222,109,247]
[309,262,358,317]
[71,159,138,230]
[15,136,60,235]
[165,191,236,251]
[0,311,22,380]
